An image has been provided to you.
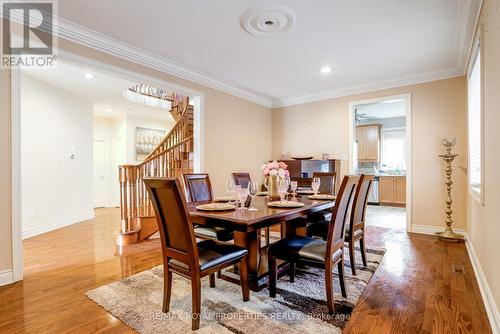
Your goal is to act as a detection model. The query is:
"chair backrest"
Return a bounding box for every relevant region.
[144,178,198,269]
[232,173,251,188]
[183,173,214,203]
[326,175,360,258]
[290,177,311,188]
[312,172,336,195]
[348,174,374,237]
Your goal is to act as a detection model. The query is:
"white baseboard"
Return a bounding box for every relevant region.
[0,270,13,287]
[22,210,95,239]
[465,237,500,334]
[410,224,467,236]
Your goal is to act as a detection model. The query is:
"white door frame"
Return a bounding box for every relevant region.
[10,51,205,282]
[347,93,412,232]
[11,68,23,282]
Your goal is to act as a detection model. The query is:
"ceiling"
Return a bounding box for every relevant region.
[22,61,175,121]
[356,99,406,119]
[54,0,479,107]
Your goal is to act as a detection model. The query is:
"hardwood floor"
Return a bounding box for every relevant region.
[0,208,491,333]
[365,205,406,230]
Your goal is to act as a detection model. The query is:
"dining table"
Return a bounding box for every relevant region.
[188,195,335,291]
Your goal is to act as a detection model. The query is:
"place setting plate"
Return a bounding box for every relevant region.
[308,194,336,200]
[267,200,305,208]
[196,203,237,211]
[214,196,237,202]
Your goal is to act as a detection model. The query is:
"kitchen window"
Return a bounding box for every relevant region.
[467,36,483,203]
[381,128,406,171]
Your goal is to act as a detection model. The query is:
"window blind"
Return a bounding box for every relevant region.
[467,46,482,197]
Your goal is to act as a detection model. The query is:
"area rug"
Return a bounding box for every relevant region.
[86,246,385,333]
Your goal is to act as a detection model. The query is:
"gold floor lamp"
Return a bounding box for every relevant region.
[435,138,464,242]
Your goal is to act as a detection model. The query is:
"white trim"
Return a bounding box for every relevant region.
[11,68,23,282]
[465,237,500,334]
[274,69,461,108]
[192,96,204,173]
[458,0,484,73]
[348,94,412,232]
[0,270,14,287]
[410,224,467,237]
[467,26,485,205]
[22,211,95,240]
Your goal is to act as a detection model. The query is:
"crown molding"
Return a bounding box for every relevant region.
[55,18,275,108]
[1,7,274,108]
[273,67,463,108]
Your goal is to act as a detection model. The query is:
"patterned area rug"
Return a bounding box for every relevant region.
[86,246,385,333]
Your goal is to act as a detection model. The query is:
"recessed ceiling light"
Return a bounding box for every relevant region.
[320,66,332,74]
[84,73,95,80]
[105,108,112,112]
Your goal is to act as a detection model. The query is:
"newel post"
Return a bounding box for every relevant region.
[117,165,140,245]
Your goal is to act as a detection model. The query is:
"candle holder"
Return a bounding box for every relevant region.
[435,138,464,242]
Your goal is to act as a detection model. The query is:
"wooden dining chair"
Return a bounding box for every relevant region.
[313,172,336,195]
[308,172,337,223]
[306,174,374,275]
[183,173,234,242]
[268,175,360,313]
[232,172,251,188]
[144,178,250,330]
[345,174,373,275]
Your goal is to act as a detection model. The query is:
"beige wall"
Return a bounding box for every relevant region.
[0,69,13,272]
[468,0,500,323]
[272,77,468,230]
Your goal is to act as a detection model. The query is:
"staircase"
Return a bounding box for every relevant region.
[116,94,194,245]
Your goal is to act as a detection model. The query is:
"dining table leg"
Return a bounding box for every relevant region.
[285,218,308,238]
[233,230,261,291]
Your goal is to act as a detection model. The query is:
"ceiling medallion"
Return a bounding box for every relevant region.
[240,3,297,37]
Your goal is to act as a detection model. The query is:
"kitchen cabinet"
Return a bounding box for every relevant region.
[356,124,380,162]
[379,176,406,205]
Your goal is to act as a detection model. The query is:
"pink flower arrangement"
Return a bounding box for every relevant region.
[261,160,290,178]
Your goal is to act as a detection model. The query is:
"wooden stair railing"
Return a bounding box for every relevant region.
[116,94,194,245]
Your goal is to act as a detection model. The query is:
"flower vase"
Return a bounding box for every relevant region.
[267,175,281,201]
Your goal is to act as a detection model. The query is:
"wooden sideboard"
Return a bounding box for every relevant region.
[278,159,341,194]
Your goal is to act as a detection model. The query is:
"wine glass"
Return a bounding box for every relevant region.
[247,181,259,211]
[263,177,269,191]
[278,181,288,202]
[311,177,321,195]
[236,186,248,210]
[290,181,298,196]
[226,177,235,198]
[226,177,235,193]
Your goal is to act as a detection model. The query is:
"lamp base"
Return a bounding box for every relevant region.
[435,227,465,243]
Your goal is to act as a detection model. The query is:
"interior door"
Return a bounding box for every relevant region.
[93,140,106,208]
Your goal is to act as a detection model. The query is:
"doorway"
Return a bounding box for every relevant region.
[10,52,205,283]
[93,140,106,208]
[348,94,412,232]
